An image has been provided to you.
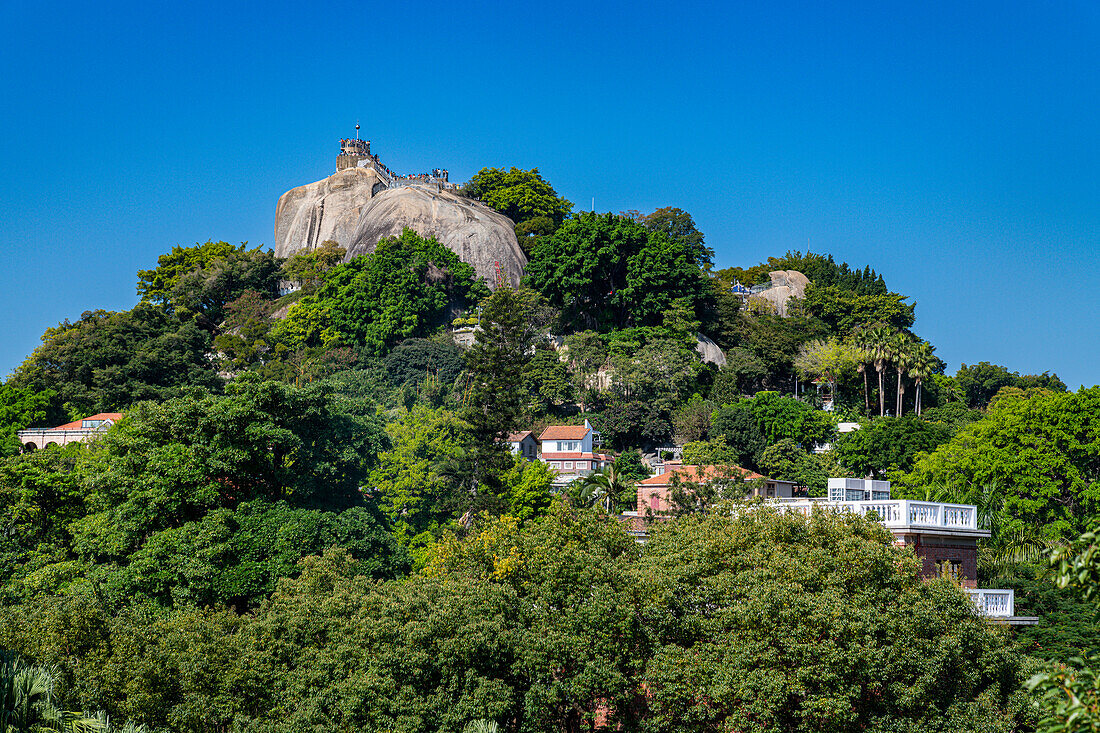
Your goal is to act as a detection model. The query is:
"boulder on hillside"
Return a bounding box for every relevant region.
[274,171,526,288]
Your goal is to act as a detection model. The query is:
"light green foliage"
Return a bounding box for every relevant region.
[463,167,573,228]
[638,507,1030,732]
[500,457,554,522]
[733,313,831,389]
[9,304,220,420]
[1027,529,1100,732]
[136,240,240,303]
[0,650,106,732]
[368,405,475,551]
[793,337,860,388]
[681,439,741,467]
[276,229,487,356]
[833,417,952,478]
[896,387,1100,538]
[0,384,54,456]
[280,239,345,289]
[524,212,710,331]
[672,395,713,443]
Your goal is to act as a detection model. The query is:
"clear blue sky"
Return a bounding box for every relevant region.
[2,0,1098,387]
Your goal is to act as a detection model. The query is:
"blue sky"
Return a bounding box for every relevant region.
[1,0,1098,387]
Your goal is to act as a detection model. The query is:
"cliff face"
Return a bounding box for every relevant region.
[274,167,382,258]
[274,171,526,288]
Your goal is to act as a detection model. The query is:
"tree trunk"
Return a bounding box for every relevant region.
[862,367,870,416]
[896,370,904,416]
[916,381,923,416]
[877,365,885,417]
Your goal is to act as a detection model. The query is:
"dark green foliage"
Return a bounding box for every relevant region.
[9,304,221,420]
[70,378,387,566]
[280,239,345,290]
[833,417,952,478]
[758,438,827,493]
[766,250,889,294]
[137,240,240,302]
[212,290,275,371]
[713,392,835,450]
[998,564,1100,663]
[637,207,712,265]
[524,212,710,331]
[800,285,915,335]
[522,347,574,414]
[278,229,487,357]
[383,338,464,388]
[612,449,651,483]
[463,167,573,229]
[956,361,1068,409]
[103,500,408,610]
[709,403,768,468]
[709,348,769,404]
[733,313,830,389]
[589,398,672,450]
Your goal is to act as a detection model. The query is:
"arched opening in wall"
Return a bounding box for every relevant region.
[22,442,37,452]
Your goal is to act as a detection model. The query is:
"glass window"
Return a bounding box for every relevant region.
[551,461,561,469]
[564,461,573,469]
[576,461,587,469]
[939,559,963,581]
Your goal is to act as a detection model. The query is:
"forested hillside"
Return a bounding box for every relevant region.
[0,166,1094,732]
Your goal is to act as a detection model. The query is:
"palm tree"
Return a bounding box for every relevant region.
[909,341,936,416]
[0,652,104,732]
[861,324,895,417]
[890,334,915,417]
[571,466,633,513]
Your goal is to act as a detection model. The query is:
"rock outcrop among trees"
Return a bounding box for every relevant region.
[274,171,527,288]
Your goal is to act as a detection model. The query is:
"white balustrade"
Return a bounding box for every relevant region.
[966,589,1014,618]
[775,499,980,532]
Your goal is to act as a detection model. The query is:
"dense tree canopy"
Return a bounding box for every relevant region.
[276,229,487,356]
[463,167,573,230]
[833,417,952,478]
[9,303,220,421]
[524,212,710,331]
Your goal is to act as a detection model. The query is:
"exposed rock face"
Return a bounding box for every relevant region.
[757,270,810,316]
[274,167,383,258]
[274,171,526,288]
[695,333,727,367]
[345,185,526,288]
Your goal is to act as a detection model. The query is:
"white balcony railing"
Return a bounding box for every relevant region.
[777,499,981,533]
[966,589,1014,617]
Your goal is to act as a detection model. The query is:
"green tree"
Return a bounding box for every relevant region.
[801,285,915,335]
[276,229,487,356]
[895,387,1100,538]
[956,361,1067,409]
[382,338,464,389]
[0,385,54,456]
[136,240,240,303]
[280,239,346,289]
[638,506,1031,732]
[0,651,104,732]
[832,417,951,478]
[758,438,827,493]
[859,323,896,417]
[793,337,859,407]
[463,167,573,230]
[636,207,712,266]
[524,212,710,331]
[9,304,220,420]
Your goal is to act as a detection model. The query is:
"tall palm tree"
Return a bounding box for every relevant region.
[890,334,915,417]
[909,341,936,416]
[862,324,895,417]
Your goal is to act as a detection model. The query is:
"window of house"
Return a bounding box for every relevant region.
[650,493,660,511]
[564,461,573,470]
[767,483,776,497]
[551,461,561,469]
[560,441,578,452]
[576,461,587,469]
[939,559,963,582]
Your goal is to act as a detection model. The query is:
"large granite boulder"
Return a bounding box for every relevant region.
[345,184,526,288]
[274,167,383,258]
[756,270,810,316]
[274,171,526,288]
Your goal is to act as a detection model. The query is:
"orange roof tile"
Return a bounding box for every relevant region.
[507,431,533,442]
[538,425,590,441]
[51,412,123,431]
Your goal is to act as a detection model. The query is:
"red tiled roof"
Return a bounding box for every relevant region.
[638,464,765,486]
[507,431,533,442]
[51,412,123,431]
[538,425,590,441]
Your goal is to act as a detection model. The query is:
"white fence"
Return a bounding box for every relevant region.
[966,588,1014,617]
[779,499,980,532]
